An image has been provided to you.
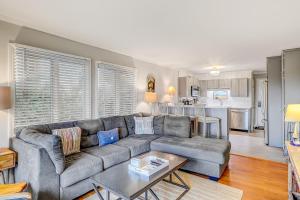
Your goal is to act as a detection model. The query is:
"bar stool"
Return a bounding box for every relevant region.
[194,105,221,139]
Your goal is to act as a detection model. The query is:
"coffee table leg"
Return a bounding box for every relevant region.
[163,171,190,200]
[92,183,104,200]
[105,190,110,200]
[149,188,160,200]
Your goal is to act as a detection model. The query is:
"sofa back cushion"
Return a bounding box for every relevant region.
[52,127,82,156]
[15,124,51,137]
[48,121,76,130]
[102,116,128,138]
[153,115,165,135]
[164,116,191,138]
[75,119,104,148]
[124,113,142,135]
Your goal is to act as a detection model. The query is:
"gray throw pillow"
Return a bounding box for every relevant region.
[164,116,191,138]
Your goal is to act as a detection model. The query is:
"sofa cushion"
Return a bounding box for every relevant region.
[128,134,161,142]
[102,116,128,138]
[16,124,52,137]
[82,145,130,169]
[115,137,150,157]
[18,128,65,174]
[164,116,191,138]
[150,136,231,164]
[60,152,103,187]
[74,119,105,148]
[75,119,104,136]
[124,113,142,135]
[48,121,75,131]
[153,115,165,135]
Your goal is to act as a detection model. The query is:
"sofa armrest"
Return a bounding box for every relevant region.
[18,128,65,174]
[11,138,60,200]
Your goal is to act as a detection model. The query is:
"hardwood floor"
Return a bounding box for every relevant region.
[219,154,288,200]
[78,154,288,200]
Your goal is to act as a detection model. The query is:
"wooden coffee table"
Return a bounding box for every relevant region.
[89,151,189,200]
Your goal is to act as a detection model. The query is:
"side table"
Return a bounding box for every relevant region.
[0,148,16,184]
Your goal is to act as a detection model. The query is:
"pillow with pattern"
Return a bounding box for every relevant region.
[134,116,154,134]
[52,127,81,156]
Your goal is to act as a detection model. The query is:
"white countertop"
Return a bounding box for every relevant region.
[167,104,252,109]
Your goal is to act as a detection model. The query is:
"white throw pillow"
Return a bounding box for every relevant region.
[134,116,154,135]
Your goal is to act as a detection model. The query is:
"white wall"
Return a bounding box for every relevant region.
[0,20,178,147]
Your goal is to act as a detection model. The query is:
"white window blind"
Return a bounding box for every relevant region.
[13,44,91,127]
[96,62,136,117]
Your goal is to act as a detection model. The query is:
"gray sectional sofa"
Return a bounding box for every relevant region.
[11,114,231,200]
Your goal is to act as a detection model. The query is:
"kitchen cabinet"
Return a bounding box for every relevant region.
[219,79,231,89]
[207,80,219,89]
[178,76,200,97]
[199,80,207,96]
[230,78,248,97]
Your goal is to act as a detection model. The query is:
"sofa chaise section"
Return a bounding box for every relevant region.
[151,136,231,178]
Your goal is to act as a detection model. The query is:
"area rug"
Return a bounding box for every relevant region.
[84,171,243,200]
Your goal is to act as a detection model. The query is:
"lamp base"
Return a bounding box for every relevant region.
[291,140,300,146]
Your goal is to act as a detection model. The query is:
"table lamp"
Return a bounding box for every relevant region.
[144,92,157,114]
[285,104,300,146]
[0,86,11,110]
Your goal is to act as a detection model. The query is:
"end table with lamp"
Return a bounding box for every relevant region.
[0,148,16,184]
[285,104,300,146]
[0,86,14,184]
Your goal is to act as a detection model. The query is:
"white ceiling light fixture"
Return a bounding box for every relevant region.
[209,66,221,76]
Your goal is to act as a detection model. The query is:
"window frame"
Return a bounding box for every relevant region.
[10,43,92,129]
[94,61,137,118]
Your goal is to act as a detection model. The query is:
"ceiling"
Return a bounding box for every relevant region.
[1,0,300,73]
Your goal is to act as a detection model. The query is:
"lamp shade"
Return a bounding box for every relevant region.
[144,92,157,103]
[0,86,11,110]
[167,86,176,96]
[285,104,300,122]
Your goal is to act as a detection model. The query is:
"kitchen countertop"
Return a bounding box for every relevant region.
[167,104,252,109]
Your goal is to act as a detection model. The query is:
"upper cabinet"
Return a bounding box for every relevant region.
[199,80,207,97]
[219,79,231,89]
[207,80,219,89]
[230,78,248,97]
[178,76,200,97]
[179,76,248,97]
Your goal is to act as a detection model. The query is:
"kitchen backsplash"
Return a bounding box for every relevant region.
[202,90,252,108]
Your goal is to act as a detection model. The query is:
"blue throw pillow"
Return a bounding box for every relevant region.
[97,128,119,146]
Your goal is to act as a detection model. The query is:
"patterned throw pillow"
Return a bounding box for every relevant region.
[52,127,81,156]
[134,116,154,135]
[97,128,119,146]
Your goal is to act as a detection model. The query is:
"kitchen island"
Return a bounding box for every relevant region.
[166,105,230,140]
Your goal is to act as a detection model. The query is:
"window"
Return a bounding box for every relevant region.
[95,62,136,117]
[12,44,91,127]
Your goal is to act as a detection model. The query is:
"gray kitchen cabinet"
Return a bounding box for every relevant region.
[199,80,207,96]
[239,78,248,97]
[178,76,200,97]
[230,79,240,97]
[230,78,248,97]
[207,80,219,89]
[219,79,231,89]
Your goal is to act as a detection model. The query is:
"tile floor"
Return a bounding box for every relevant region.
[229,129,287,163]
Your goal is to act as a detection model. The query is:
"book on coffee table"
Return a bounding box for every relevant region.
[128,156,169,179]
